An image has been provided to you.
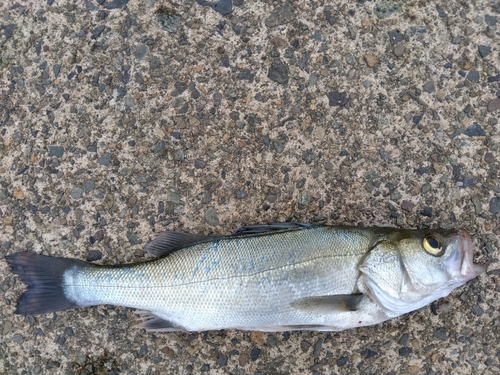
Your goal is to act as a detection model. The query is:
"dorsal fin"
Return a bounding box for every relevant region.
[232,222,318,236]
[144,231,210,257]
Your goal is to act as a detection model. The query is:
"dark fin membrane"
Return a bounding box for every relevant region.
[144,232,211,257]
[232,222,318,236]
[291,294,364,313]
[134,310,185,332]
[6,252,90,315]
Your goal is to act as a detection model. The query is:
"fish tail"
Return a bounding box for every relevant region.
[6,252,91,315]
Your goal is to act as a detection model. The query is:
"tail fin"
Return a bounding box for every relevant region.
[6,252,90,315]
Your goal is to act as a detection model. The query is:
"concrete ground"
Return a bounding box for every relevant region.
[1,0,499,374]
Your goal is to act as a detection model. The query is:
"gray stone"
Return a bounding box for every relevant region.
[85,2,98,11]
[1,241,12,250]
[126,232,141,245]
[153,142,165,153]
[70,187,84,199]
[104,0,129,10]
[166,191,181,204]
[478,45,491,58]
[49,146,64,157]
[267,335,277,347]
[467,70,480,83]
[97,152,113,166]
[373,3,400,19]
[195,159,206,169]
[327,91,348,106]
[265,2,295,28]
[407,26,428,37]
[421,184,431,194]
[12,333,23,344]
[135,45,148,61]
[313,338,323,357]
[196,0,232,15]
[156,13,181,32]
[487,98,500,112]
[433,328,447,341]
[92,25,105,37]
[53,64,61,77]
[268,59,289,84]
[393,44,405,57]
[83,179,95,192]
[86,250,102,262]
[235,191,247,199]
[204,207,219,226]
[471,195,482,214]
[472,305,484,316]
[423,80,435,93]
[388,29,404,44]
[297,191,311,206]
[464,123,486,137]
[485,14,497,27]
[3,24,16,39]
[489,197,500,213]
[174,149,185,161]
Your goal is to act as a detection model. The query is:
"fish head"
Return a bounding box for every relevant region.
[358,228,487,316]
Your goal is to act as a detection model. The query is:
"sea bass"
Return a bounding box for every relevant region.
[6,223,486,332]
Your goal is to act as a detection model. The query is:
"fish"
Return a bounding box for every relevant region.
[5,223,487,332]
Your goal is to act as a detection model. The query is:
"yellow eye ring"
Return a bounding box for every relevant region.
[423,235,443,256]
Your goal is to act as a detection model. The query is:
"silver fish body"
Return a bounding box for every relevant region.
[6,224,486,332]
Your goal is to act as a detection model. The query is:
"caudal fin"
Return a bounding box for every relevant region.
[6,252,90,315]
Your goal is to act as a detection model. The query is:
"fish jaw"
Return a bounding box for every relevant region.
[444,229,487,281]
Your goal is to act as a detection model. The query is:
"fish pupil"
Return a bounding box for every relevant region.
[428,237,439,248]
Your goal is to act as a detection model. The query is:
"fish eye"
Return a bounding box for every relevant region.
[423,235,443,256]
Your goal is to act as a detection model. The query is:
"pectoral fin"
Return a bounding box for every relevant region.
[291,294,364,313]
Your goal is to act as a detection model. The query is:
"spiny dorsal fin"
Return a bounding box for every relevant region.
[232,222,318,236]
[291,294,364,313]
[144,232,210,257]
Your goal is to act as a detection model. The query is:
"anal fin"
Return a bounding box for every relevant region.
[134,310,185,332]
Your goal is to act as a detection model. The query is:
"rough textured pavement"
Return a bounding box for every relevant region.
[1,0,499,374]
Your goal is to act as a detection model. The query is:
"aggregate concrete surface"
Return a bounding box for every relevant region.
[0,0,499,374]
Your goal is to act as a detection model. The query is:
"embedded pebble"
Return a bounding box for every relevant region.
[97,152,113,166]
[204,207,219,226]
[478,45,491,58]
[433,328,447,341]
[49,146,64,157]
[487,98,500,112]
[489,197,500,213]
[268,59,289,84]
[467,70,480,83]
[265,2,296,28]
[70,187,84,199]
[393,44,405,57]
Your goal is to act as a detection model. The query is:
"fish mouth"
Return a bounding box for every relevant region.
[445,229,487,280]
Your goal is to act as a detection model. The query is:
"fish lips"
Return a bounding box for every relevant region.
[444,229,487,280]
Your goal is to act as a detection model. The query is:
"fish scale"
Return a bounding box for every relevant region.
[69,227,369,330]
